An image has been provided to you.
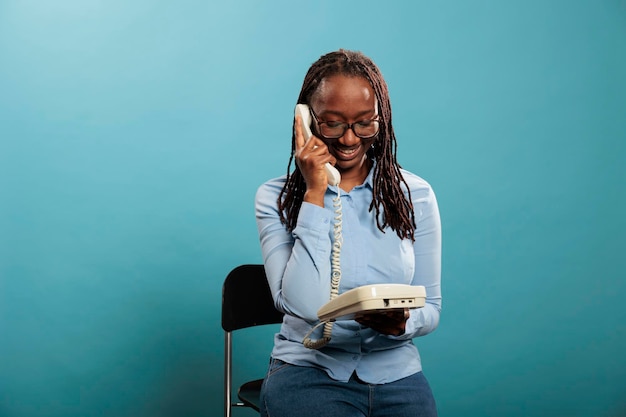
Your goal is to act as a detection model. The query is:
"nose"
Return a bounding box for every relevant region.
[338,127,360,146]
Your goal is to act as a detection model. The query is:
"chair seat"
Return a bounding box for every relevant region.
[237,378,263,411]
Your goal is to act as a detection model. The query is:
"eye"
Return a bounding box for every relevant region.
[356,120,374,127]
[325,121,346,129]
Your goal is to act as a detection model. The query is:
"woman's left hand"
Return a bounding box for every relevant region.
[355,308,410,336]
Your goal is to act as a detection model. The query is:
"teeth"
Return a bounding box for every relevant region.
[339,148,357,155]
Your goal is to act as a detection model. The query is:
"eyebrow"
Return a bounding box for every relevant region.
[318,108,378,119]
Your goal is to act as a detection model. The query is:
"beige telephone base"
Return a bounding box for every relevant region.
[317,284,426,322]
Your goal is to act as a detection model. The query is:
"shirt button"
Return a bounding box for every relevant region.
[352,355,359,361]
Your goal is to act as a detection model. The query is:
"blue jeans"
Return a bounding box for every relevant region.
[260,358,438,417]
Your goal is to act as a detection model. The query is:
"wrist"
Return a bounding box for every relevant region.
[303,189,325,207]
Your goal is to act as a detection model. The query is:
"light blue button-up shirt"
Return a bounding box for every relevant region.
[255,165,441,384]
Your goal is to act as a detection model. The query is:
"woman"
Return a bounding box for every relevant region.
[255,49,442,417]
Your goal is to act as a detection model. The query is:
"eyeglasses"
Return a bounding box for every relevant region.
[309,107,380,140]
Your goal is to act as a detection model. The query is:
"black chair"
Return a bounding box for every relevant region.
[222,264,284,417]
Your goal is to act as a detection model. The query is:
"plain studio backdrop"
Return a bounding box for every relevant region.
[1,1,624,416]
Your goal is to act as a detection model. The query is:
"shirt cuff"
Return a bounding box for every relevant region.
[295,201,333,232]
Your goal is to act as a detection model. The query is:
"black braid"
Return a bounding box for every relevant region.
[277,49,416,241]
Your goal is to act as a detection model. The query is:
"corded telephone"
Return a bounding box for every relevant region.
[295,103,343,349]
[294,104,426,349]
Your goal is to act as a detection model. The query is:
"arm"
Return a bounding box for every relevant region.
[397,182,442,339]
[255,113,340,321]
[255,180,334,321]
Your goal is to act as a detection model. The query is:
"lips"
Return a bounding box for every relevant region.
[333,145,360,161]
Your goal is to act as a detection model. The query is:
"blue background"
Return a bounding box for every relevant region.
[1,1,625,416]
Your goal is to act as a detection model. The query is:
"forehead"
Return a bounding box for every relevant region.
[311,74,375,109]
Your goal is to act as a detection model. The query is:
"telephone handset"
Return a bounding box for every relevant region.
[294,104,341,186]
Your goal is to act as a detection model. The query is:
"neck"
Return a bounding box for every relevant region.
[338,157,372,193]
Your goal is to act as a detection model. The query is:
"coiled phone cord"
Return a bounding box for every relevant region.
[303,186,343,349]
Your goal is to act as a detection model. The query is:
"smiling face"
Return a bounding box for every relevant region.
[309,74,378,184]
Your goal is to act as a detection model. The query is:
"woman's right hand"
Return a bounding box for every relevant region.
[294,114,337,207]
[355,308,410,336]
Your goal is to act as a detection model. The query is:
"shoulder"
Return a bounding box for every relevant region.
[256,175,287,197]
[399,169,436,201]
[255,175,287,208]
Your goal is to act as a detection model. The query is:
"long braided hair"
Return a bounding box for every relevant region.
[278,49,416,241]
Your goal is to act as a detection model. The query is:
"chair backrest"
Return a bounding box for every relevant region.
[222,264,284,331]
[222,264,283,417]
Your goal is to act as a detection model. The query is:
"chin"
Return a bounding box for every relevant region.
[336,155,367,171]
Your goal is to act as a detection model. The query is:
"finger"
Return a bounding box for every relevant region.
[310,142,326,155]
[389,309,409,321]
